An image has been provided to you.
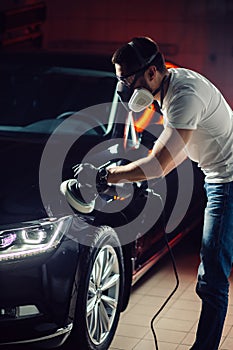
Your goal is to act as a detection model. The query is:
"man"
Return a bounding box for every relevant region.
[61,36,233,349]
[106,37,233,350]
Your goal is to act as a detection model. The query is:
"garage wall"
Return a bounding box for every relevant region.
[42,0,233,106]
[1,0,232,106]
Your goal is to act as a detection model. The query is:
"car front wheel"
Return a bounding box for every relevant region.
[68,225,125,350]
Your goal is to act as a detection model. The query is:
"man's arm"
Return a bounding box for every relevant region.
[107,127,193,184]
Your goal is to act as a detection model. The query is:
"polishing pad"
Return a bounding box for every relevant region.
[60,179,96,214]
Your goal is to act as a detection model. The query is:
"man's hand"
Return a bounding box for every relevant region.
[73,163,109,194]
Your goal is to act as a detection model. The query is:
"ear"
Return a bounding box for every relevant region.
[147,66,157,81]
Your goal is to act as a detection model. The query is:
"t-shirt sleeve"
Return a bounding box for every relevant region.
[165,93,204,130]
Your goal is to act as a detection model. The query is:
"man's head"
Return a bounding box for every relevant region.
[112,37,166,77]
[112,37,168,112]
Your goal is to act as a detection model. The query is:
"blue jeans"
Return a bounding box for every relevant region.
[190,181,233,350]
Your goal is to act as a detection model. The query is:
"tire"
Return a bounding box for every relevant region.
[67,226,125,350]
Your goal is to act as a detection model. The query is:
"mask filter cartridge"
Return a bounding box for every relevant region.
[128,88,154,113]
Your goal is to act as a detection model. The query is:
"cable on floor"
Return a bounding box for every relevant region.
[150,202,180,350]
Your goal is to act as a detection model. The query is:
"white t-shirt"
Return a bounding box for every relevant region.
[162,68,233,183]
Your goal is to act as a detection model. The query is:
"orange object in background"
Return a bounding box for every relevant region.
[134,104,158,133]
[165,60,179,69]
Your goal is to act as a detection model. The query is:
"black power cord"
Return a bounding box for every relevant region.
[150,198,180,350]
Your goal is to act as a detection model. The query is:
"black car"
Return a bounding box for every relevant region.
[0,52,205,350]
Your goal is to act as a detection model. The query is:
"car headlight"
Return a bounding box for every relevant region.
[0,216,72,261]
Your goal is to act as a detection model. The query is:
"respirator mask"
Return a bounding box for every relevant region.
[117,80,162,113]
[116,41,165,113]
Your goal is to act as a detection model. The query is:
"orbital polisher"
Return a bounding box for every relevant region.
[60,163,109,213]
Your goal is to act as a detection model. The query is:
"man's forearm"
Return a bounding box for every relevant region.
[107,146,187,184]
[107,154,163,184]
[107,127,190,184]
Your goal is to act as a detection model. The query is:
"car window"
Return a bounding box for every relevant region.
[0,63,116,132]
